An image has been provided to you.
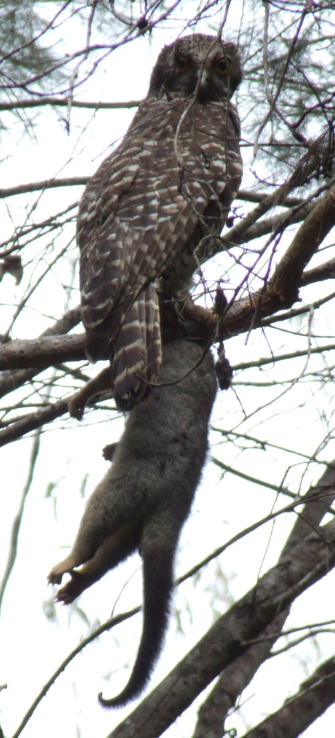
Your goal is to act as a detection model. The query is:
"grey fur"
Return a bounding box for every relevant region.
[49,338,217,707]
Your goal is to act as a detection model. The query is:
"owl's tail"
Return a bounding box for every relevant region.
[111,283,162,410]
[98,508,177,708]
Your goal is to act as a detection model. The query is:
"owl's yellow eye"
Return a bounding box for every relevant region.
[216,59,228,75]
[176,57,189,73]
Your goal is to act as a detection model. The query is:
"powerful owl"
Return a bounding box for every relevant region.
[77,33,242,409]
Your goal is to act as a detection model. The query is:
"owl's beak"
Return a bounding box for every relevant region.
[197,67,209,91]
[195,68,210,103]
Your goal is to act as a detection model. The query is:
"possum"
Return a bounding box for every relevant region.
[48,338,217,707]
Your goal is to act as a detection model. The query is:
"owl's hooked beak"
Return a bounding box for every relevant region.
[194,67,210,104]
[197,66,210,92]
[195,66,228,103]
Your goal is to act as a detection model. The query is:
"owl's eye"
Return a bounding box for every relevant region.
[176,57,189,74]
[216,59,228,75]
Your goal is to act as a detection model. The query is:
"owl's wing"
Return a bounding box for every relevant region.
[78,96,242,364]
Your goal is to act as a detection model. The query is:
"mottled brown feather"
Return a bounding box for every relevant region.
[77,34,242,407]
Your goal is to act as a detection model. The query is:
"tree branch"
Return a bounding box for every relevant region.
[106,517,335,738]
[0,98,141,111]
[232,343,335,372]
[237,189,304,208]
[0,333,86,372]
[0,397,71,447]
[0,272,334,413]
[0,307,81,399]
[0,430,42,609]
[240,655,335,738]
[0,178,87,198]
[218,183,335,337]
[192,464,335,738]
[300,256,335,286]
[270,182,335,300]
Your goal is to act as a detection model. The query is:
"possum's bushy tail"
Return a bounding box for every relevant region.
[98,523,176,708]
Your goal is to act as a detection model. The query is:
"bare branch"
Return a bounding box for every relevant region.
[0,430,42,609]
[192,464,335,738]
[107,518,335,738]
[0,397,71,447]
[300,256,335,286]
[0,98,141,111]
[11,606,141,738]
[0,333,85,372]
[0,178,87,199]
[240,655,335,738]
[232,343,335,372]
[237,189,304,208]
[270,182,335,303]
[0,306,81,399]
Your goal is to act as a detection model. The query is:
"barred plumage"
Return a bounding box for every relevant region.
[77,33,242,409]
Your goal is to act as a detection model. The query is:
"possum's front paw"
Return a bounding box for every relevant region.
[48,555,75,585]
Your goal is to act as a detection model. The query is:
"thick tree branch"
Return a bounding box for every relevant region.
[0,273,334,409]
[0,307,81,399]
[192,465,335,738]
[210,135,335,262]
[269,182,335,303]
[192,615,289,738]
[218,183,335,337]
[0,333,85,372]
[240,655,335,738]
[300,256,335,286]
[107,517,335,738]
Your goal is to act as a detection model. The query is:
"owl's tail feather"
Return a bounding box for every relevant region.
[111,284,162,410]
[84,300,131,364]
[98,509,176,708]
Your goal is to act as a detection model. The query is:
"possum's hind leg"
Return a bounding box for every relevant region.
[52,521,141,604]
[48,467,144,590]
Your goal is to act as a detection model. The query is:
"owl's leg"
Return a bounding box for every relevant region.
[68,366,112,420]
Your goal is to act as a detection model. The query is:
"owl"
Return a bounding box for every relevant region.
[77,33,242,410]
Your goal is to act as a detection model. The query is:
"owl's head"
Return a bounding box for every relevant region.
[149,34,242,103]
